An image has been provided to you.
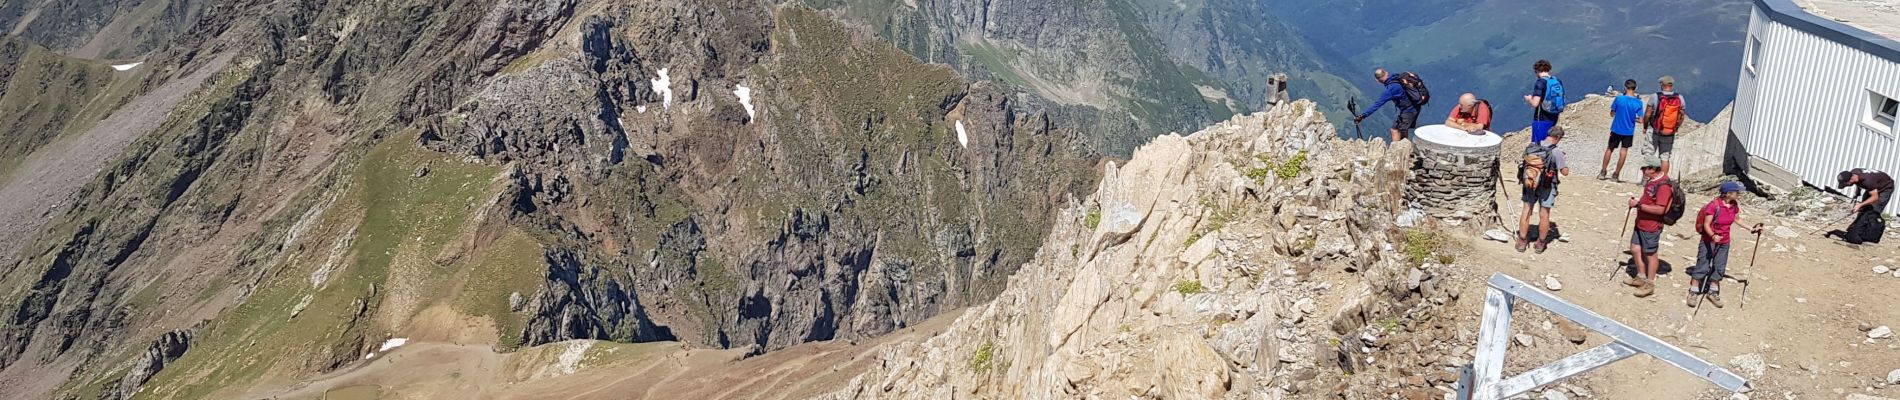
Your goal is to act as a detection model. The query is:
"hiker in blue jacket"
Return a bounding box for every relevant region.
[1353,68,1421,143]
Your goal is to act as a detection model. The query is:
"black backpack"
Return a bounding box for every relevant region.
[1395,71,1430,107]
[1656,179,1688,226]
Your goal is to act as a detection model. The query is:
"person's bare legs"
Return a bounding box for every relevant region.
[1518,201,1535,246]
[1600,148,1614,177]
[1643,252,1661,281]
[1629,242,1647,281]
[1613,148,1629,180]
[1537,206,1552,248]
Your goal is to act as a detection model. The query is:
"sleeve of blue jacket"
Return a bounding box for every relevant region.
[1360,82,1403,119]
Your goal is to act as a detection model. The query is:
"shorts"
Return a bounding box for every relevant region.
[1394,111,1420,135]
[1652,134,1675,159]
[1607,134,1634,149]
[1532,120,1558,143]
[1631,229,1661,255]
[1688,241,1730,283]
[1521,187,1557,209]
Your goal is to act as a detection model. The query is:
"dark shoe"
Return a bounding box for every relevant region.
[1707,293,1724,308]
[1534,242,1548,254]
[1597,171,1609,181]
[1515,239,1529,253]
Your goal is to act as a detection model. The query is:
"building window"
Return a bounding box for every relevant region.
[1746,35,1763,75]
[1869,91,1899,136]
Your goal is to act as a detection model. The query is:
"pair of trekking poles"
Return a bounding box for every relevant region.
[1611,207,1758,312]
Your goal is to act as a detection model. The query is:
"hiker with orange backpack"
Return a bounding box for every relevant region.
[1644,76,1690,176]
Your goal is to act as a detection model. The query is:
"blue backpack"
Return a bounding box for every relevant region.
[1540,77,1567,114]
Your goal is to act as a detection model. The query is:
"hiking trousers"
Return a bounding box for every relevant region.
[1688,241,1730,285]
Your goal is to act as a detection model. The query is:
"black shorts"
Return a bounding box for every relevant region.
[1607,134,1634,149]
[1394,111,1420,133]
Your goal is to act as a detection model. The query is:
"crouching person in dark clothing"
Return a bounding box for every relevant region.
[1831,168,1893,244]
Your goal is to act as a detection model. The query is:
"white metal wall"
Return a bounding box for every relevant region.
[1737,4,1900,214]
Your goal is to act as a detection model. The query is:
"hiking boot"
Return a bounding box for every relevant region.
[1634,280,1655,298]
[1686,291,1701,307]
[1623,277,1644,287]
[1534,242,1548,254]
[1706,292,1724,308]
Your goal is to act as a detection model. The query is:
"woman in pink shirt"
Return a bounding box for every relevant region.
[1688,181,1760,308]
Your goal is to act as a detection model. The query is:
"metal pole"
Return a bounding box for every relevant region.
[1612,207,1634,281]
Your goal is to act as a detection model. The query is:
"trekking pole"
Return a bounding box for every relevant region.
[1348,98,1364,140]
[1809,212,1853,236]
[1736,224,1764,309]
[1611,205,1634,281]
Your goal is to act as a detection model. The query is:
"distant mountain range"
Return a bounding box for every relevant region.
[1262,0,1752,136]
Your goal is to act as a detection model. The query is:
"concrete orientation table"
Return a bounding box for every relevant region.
[1406,125,1504,226]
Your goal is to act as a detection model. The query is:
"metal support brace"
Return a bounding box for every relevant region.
[1458,273,1749,400]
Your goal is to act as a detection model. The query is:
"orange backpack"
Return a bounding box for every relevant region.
[1653,93,1685,135]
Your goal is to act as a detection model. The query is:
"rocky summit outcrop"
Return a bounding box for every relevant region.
[829,101,1466,399]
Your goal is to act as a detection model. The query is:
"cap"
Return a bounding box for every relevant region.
[1839,170,1858,188]
[1720,181,1746,193]
[1659,75,1676,86]
[1642,157,1663,169]
[1546,126,1566,138]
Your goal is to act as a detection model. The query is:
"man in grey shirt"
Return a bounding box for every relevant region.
[1518,126,1570,253]
[1642,76,1690,175]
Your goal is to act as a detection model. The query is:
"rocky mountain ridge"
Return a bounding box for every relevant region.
[828,101,1476,399]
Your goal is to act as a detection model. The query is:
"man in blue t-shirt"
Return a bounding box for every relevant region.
[1522,60,1562,143]
[1601,79,1645,182]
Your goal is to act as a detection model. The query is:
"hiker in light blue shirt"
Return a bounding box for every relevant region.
[1601,79,1645,182]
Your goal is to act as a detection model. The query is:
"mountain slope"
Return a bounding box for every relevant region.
[813,0,1363,153]
[0,1,1107,399]
[0,0,205,59]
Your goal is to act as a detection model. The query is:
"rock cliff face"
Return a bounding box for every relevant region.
[0,1,1104,398]
[829,101,1467,398]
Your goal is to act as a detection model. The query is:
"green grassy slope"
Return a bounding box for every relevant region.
[0,38,117,176]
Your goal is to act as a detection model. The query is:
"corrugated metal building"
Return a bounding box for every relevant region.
[1732,0,1900,213]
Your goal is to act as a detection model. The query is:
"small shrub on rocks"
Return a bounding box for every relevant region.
[1402,229,1446,267]
[1173,280,1205,295]
[969,341,996,372]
